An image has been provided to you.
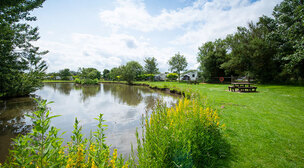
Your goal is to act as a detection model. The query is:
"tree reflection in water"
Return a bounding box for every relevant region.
[74,84,101,102]
[0,97,35,163]
[103,84,143,106]
[44,83,73,95]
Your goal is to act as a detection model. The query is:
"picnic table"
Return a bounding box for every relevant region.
[228,82,257,92]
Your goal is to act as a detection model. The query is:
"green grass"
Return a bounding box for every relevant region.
[136,81,304,168]
[43,80,74,83]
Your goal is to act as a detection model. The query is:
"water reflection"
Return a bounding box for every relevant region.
[0,83,179,163]
[0,97,35,163]
[45,83,73,95]
[103,84,143,106]
[74,85,101,102]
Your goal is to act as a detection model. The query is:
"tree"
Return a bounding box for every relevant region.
[168,52,188,81]
[103,69,110,80]
[121,61,143,84]
[109,67,122,80]
[0,0,48,98]
[197,39,227,82]
[272,0,304,79]
[144,57,159,74]
[78,68,101,80]
[58,68,71,80]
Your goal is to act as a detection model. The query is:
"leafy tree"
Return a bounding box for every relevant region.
[58,68,71,80]
[144,57,159,74]
[109,67,122,81]
[197,39,227,82]
[168,52,188,81]
[103,69,110,80]
[121,61,143,84]
[0,0,48,98]
[78,68,101,80]
[272,0,304,79]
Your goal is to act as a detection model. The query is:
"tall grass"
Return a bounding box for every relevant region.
[134,98,229,167]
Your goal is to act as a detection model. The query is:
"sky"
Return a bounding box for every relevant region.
[31,0,283,73]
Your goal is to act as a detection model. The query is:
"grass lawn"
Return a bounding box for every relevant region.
[137,81,304,167]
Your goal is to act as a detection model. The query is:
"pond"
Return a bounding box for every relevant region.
[0,83,179,163]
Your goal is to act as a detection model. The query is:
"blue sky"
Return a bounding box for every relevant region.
[31,0,282,73]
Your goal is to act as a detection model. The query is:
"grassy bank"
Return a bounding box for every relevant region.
[134,81,304,167]
[43,80,74,83]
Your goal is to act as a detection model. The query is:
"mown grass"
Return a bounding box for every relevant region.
[136,81,304,168]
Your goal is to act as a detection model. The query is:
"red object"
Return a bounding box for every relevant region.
[219,77,224,82]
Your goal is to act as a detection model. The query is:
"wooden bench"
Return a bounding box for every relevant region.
[228,86,236,92]
[238,87,257,92]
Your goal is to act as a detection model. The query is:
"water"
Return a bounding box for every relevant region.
[0,83,179,163]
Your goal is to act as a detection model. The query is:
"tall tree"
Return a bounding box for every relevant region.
[168,52,188,81]
[58,68,71,80]
[144,57,159,74]
[79,68,101,80]
[272,0,304,79]
[121,61,143,84]
[0,0,48,98]
[197,39,227,82]
[103,69,110,80]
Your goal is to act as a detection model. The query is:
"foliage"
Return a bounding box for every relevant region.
[103,69,110,80]
[197,39,227,82]
[109,67,123,81]
[272,0,304,79]
[78,68,101,80]
[121,61,143,84]
[139,81,304,167]
[2,99,128,168]
[58,68,71,80]
[197,0,304,83]
[144,57,159,74]
[134,98,228,167]
[136,74,155,81]
[75,78,99,85]
[168,52,188,81]
[0,0,48,98]
[166,73,178,81]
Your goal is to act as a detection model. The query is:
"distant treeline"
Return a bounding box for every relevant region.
[197,0,304,83]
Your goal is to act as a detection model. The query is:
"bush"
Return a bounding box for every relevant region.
[2,99,128,168]
[74,78,99,85]
[166,73,178,81]
[134,98,228,167]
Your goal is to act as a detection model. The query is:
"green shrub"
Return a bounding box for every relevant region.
[166,73,178,81]
[2,99,128,168]
[74,78,99,85]
[134,98,229,167]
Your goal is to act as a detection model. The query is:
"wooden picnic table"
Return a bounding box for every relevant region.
[229,82,257,92]
[232,82,253,87]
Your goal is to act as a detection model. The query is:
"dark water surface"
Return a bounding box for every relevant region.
[0,83,179,163]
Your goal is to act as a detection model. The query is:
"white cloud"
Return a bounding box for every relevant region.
[173,0,282,48]
[99,0,281,34]
[37,0,282,73]
[37,33,176,72]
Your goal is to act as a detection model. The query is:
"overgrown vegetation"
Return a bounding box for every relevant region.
[135,98,228,167]
[1,95,229,167]
[75,78,99,85]
[1,99,128,168]
[137,81,304,167]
